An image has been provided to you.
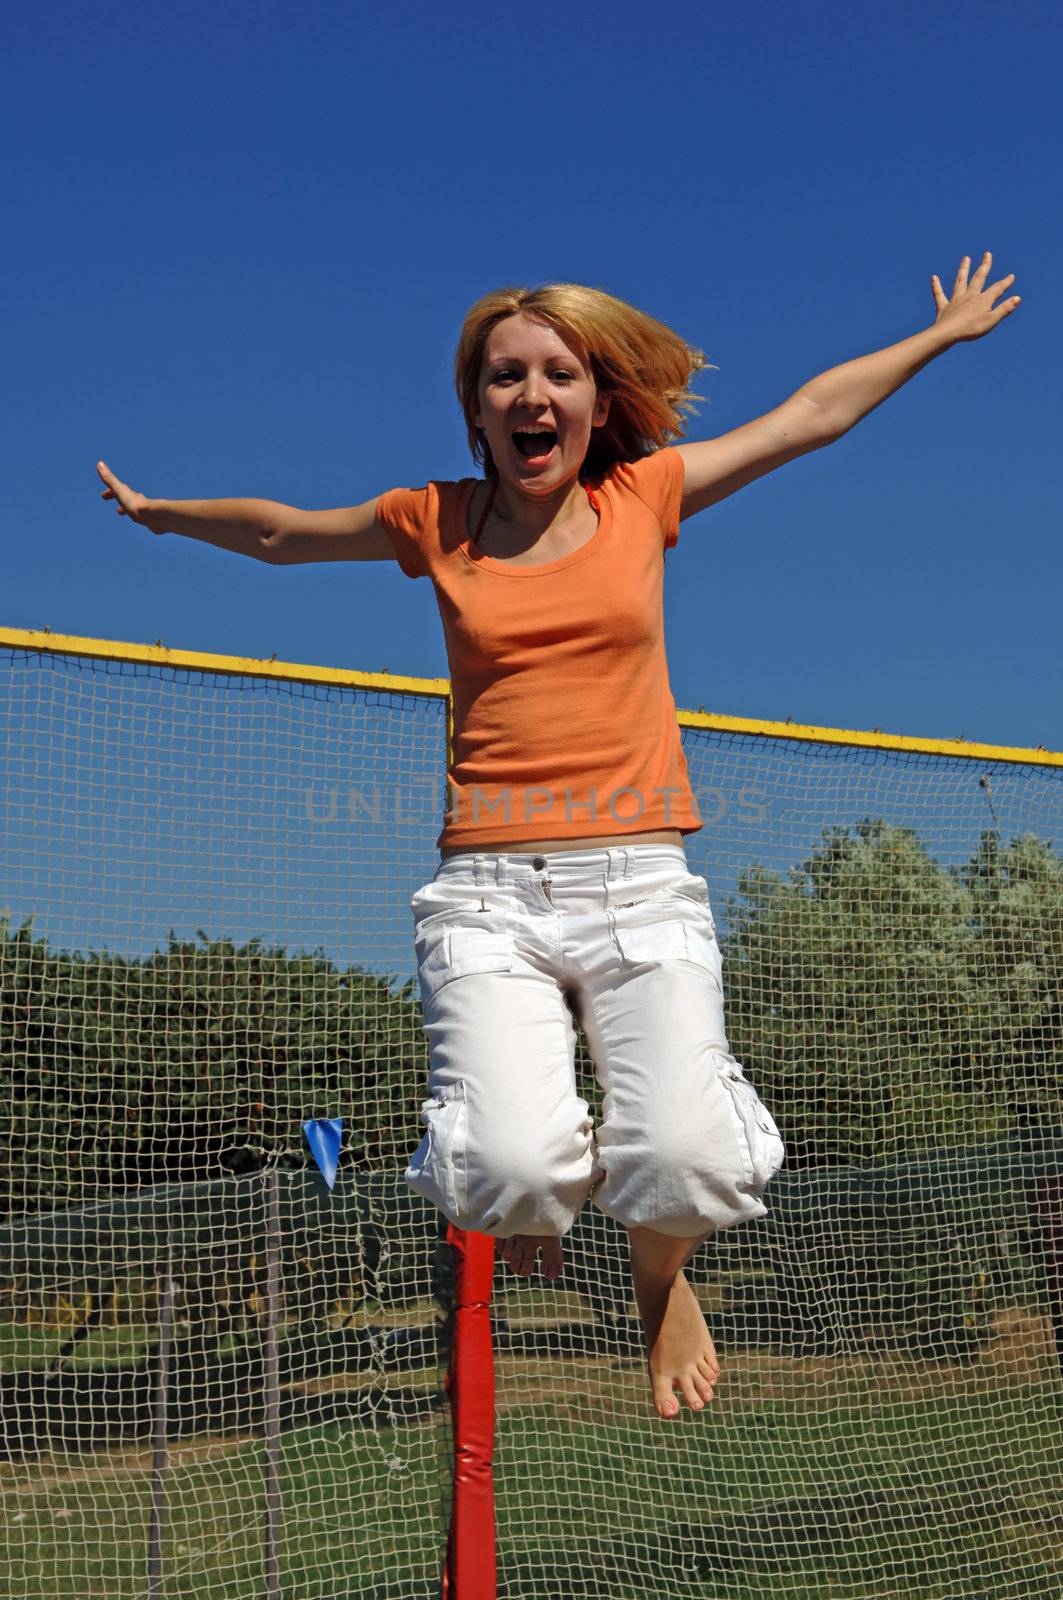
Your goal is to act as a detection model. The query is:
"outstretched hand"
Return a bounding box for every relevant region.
[931,252,1020,342]
[96,460,165,533]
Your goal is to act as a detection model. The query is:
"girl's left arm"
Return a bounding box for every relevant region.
[675,251,1021,521]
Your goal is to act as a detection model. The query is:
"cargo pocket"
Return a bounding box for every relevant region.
[714,1056,786,1189]
[612,916,686,964]
[404,1080,469,1218]
[415,921,515,1006]
[610,911,722,992]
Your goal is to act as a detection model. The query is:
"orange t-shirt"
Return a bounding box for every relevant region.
[376,448,703,852]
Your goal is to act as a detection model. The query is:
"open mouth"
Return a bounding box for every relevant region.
[512,428,558,462]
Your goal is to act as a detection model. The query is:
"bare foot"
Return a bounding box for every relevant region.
[498,1234,564,1279]
[632,1267,721,1419]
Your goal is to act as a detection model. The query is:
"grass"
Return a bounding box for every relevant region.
[492,1384,1063,1597]
[0,1419,449,1599]
[0,1320,155,1370]
[2,1354,1062,1598]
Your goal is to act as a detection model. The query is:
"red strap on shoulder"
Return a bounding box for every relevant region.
[472,480,496,547]
[473,476,598,547]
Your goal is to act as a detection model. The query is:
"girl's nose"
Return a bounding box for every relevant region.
[519,378,546,407]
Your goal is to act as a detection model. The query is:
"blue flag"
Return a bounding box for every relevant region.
[302,1118,343,1190]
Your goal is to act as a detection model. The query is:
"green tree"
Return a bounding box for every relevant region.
[960,829,1063,1136]
[722,817,1063,1170]
[0,916,427,1220]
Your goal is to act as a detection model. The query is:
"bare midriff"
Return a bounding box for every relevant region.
[439,826,685,859]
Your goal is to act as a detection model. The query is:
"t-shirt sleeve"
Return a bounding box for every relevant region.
[374,484,434,580]
[627,447,685,551]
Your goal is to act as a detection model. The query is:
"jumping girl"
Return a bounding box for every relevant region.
[97,251,1019,1420]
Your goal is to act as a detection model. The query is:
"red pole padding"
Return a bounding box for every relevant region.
[441,1225,497,1599]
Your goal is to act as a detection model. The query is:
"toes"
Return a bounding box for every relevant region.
[680,1375,706,1412]
[652,1377,679,1419]
[692,1372,716,1405]
[698,1352,721,1382]
[500,1238,529,1275]
[651,1372,715,1417]
[541,1241,564,1279]
[502,1236,564,1278]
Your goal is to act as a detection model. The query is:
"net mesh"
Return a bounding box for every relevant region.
[2,634,1062,1599]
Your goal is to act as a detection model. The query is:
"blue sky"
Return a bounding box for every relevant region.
[5,0,1059,754]
[3,0,1062,974]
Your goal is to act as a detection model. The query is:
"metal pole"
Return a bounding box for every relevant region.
[264,1165,282,1600]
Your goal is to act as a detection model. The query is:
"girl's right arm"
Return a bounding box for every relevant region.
[95,461,396,564]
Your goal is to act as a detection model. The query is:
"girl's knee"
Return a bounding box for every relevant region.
[406,1160,584,1238]
[404,1085,594,1237]
[591,1056,786,1235]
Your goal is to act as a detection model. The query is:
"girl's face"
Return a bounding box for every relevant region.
[474,312,609,495]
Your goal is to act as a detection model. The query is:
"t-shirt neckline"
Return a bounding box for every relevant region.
[456,478,612,577]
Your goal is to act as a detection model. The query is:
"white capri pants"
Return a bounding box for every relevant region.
[404,843,785,1240]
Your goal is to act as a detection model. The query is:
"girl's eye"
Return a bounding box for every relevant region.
[490,369,575,383]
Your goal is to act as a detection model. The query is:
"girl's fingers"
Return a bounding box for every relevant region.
[931,274,948,312]
[972,250,992,285]
[97,462,139,516]
[951,255,970,296]
[988,272,1016,303]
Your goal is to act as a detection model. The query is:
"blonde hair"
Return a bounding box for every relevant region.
[453,282,713,480]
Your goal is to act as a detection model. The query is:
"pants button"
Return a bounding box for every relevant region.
[532,855,546,870]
